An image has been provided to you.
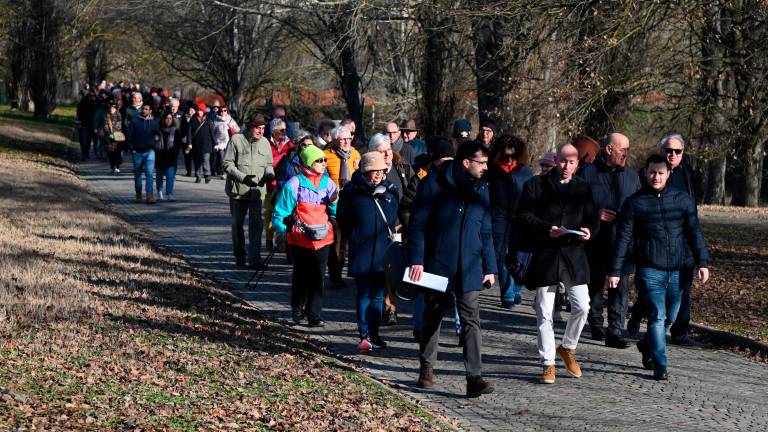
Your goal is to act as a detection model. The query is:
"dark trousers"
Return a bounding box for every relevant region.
[587,273,629,338]
[108,149,122,170]
[420,289,483,377]
[290,245,330,322]
[210,148,225,176]
[79,127,92,159]
[193,152,210,178]
[327,222,346,284]
[184,150,193,175]
[632,266,694,339]
[230,198,263,265]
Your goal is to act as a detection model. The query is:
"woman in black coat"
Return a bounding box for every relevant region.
[155,112,181,201]
[337,152,399,352]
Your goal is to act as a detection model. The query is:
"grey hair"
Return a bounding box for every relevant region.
[340,118,355,127]
[269,118,286,132]
[330,125,351,140]
[658,133,685,150]
[368,133,390,152]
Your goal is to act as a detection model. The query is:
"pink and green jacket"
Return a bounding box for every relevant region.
[272,169,337,250]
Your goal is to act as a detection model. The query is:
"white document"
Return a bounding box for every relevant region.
[402,268,449,292]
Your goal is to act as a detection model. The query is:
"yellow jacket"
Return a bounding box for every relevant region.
[323,147,361,187]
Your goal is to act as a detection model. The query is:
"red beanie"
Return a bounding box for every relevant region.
[197,103,207,112]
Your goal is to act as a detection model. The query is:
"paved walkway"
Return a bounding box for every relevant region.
[80,160,768,431]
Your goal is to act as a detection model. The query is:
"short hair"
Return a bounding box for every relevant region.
[658,133,685,150]
[490,134,528,164]
[456,140,489,162]
[269,118,286,132]
[132,91,143,100]
[368,133,390,152]
[141,101,152,109]
[169,98,180,106]
[330,125,351,141]
[646,153,672,171]
[340,118,355,128]
[296,134,320,148]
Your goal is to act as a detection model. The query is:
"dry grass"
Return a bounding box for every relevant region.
[0,152,446,431]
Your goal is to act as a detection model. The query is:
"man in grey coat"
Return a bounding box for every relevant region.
[223,114,275,270]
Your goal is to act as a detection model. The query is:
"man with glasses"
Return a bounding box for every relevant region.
[409,140,497,398]
[517,143,600,384]
[384,121,416,166]
[578,132,640,349]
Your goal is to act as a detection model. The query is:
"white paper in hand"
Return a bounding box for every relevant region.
[561,227,587,237]
[403,268,449,292]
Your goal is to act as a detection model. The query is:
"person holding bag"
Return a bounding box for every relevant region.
[101,101,124,173]
[337,152,399,352]
[272,145,337,327]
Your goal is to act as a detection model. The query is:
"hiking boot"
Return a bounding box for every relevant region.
[670,334,695,346]
[590,325,605,341]
[146,194,156,204]
[417,365,434,389]
[466,376,494,398]
[358,338,373,352]
[540,365,556,384]
[370,336,387,349]
[605,335,631,349]
[637,339,654,370]
[557,345,582,378]
[135,191,142,202]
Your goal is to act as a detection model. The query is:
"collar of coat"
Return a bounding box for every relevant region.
[437,160,487,200]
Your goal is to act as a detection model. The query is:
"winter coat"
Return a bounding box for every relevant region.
[578,155,641,275]
[155,126,181,169]
[407,161,498,293]
[187,115,216,155]
[222,129,275,201]
[338,171,399,276]
[386,153,419,228]
[610,186,708,277]
[125,114,160,153]
[324,146,361,188]
[100,112,123,152]
[274,149,303,196]
[76,96,96,129]
[486,163,519,265]
[267,138,295,193]
[122,105,141,131]
[272,168,337,250]
[507,164,534,253]
[516,170,600,288]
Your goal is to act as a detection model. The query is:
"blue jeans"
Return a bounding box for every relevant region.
[413,291,462,336]
[79,127,92,159]
[131,150,155,195]
[355,273,386,339]
[670,266,694,338]
[156,166,176,197]
[636,268,681,369]
[499,264,515,304]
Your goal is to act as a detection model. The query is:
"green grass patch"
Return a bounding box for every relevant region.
[0,104,77,125]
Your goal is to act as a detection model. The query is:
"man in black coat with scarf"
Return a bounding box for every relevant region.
[517,143,600,384]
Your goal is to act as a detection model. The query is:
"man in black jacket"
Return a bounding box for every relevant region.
[578,133,640,348]
[607,154,710,381]
[518,143,600,384]
[187,103,216,184]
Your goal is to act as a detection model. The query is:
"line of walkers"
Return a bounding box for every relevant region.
[219,110,710,397]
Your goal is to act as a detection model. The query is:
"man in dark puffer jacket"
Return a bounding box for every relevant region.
[607,154,710,381]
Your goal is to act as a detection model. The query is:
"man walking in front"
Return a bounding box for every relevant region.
[579,133,640,348]
[125,102,160,204]
[223,114,275,270]
[608,154,709,380]
[517,143,599,384]
[408,141,497,398]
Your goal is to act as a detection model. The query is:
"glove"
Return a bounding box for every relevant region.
[258,173,276,187]
[243,175,258,187]
[274,231,286,246]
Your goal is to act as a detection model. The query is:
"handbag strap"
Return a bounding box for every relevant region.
[371,196,394,240]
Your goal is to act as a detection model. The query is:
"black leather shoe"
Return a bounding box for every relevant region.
[670,334,695,346]
[590,325,605,341]
[307,320,325,328]
[605,336,631,349]
[466,376,494,398]
[653,367,669,381]
[637,340,654,370]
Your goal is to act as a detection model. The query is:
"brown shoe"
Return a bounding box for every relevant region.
[557,345,582,378]
[146,194,156,204]
[466,376,494,398]
[417,365,434,389]
[135,191,142,202]
[540,365,556,384]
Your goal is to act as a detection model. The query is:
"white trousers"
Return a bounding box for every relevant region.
[534,283,590,365]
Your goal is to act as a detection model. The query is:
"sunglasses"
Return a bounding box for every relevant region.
[500,153,515,160]
[313,158,328,164]
[663,148,683,155]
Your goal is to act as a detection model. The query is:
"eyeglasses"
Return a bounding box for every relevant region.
[469,159,488,166]
[501,153,515,160]
[313,158,328,164]
[663,148,683,155]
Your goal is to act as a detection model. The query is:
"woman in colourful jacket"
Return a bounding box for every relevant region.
[337,151,399,352]
[272,145,337,327]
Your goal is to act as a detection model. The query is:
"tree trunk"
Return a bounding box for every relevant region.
[339,43,365,142]
[28,0,62,118]
[705,156,727,204]
[85,41,108,86]
[71,57,80,100]
[418,10,457,138]
[474,17,507,125]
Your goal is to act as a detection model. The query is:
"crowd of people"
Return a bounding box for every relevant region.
[77,83,711,398]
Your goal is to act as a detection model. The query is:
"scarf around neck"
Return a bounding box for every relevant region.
[335,147,352,184]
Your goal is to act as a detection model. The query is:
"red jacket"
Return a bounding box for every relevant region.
[268,138,294,192]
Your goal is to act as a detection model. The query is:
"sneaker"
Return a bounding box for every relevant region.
[307,319,325,328]
[158,191,164,201]
[167,194,174,202]
[146,194,156,204]
[417,365,434,389]
[135,192,142,203]
[653,365,669,381]
[114,168,120,173]
[557,345,582,378]
[540,365,556,384]
[466,376,494,398]
[370,336,387,349]
[670,334,695,346]
[637,340,654,370]
[358,338,373,352]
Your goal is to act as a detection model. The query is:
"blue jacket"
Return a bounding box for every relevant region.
[126,113,160,153]
[578,156,641,275]
[337,171,399,277]
[408,161,497,293]
[610,186,708,276]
